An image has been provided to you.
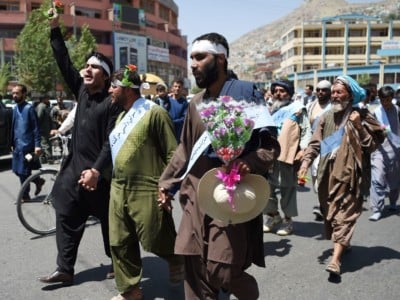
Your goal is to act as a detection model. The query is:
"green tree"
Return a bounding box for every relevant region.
[14,0,97,96]
[0,63,10,94]
[67,24,97,71]
[358,74,371,86]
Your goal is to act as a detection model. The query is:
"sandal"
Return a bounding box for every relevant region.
[326,261,341,275]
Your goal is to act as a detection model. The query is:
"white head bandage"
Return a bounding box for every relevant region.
[112,80,150,90]
[87,56,111,76]
[112,79,140,89]
[191,40,228,57]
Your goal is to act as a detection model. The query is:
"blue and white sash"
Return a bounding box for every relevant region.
[320,127,345,157]
[272,101,305,131]
[375,105,400,148]
[311,103,331,132]
[109,98,155,165]
[180,105,275,180]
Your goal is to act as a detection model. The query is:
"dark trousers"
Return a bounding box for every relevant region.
[17,172,40,199]
[184,255,259,300]
[55,191,111,275]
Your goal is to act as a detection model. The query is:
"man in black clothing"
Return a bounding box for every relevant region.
[39,9,121,285]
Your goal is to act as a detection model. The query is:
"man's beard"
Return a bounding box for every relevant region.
[114,93,128,108]
[13,96,23,104]
[318,96,330,106]
[270,99,290,113]
[331,101,349,113]
[193,59,218,89]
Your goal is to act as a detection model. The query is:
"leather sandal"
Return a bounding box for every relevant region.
[326,261,341,275]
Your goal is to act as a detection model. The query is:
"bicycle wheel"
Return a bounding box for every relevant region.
[16,169,58,235]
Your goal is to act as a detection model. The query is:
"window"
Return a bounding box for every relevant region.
[370,45,380,54]
[304,30,320,38]
[159,4,169,21]
[326,29,343,37]
[371,28,388,37]
[348,46,365,54]
[139,0,154,14]
[170,13,177,27]
[392,29,400,37]
[304,47,321,55]
[31,2,41,10]
[325,47,343,55]
[0,29,19,38]
[75,7,102,18]
[349,29,365,37]
[0,1,19,11]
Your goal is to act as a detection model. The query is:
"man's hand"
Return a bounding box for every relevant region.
[78,168,99,191]
[349,111,363,130]
[48,8,59,28]
[158,187,173,213]
[294,149,304,161]
[297,167,308,179]
[50,129,59,136]
[223,159,251,176]
[34,147,42,156]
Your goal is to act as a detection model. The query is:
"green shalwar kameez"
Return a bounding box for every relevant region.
[109,104,179,293]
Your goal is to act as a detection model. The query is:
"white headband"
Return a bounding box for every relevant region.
[112,79,150,90]
[86,56,111,76]
[191,40,227,57]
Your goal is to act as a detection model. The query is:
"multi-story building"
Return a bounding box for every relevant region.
[278,13,400,90]
[0,0,187,92]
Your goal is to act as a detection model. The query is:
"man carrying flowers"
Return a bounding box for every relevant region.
[158,32,279,300]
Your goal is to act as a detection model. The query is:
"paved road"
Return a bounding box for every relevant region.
[0,157,399,300]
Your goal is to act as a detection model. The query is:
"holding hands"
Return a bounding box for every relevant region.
[78,168,100,192]
[158,188,173,213]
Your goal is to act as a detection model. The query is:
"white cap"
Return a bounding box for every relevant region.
[317,80,332,90]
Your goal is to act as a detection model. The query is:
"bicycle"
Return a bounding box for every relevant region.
[16,134,71,235]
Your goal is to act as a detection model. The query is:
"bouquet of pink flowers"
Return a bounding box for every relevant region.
[198,96,255,164]
[197,96,256,210]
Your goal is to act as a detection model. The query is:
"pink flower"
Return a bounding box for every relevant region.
[216,163,241,210]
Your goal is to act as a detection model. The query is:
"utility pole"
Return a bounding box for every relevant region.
[0,38,4,67]
[70,2,76,37]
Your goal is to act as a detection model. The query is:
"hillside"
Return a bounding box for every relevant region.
[229,0,399,80]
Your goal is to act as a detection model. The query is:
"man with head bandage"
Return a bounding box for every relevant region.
[107,65,182,300]
[158,32,280,299]
[39,9,122,285]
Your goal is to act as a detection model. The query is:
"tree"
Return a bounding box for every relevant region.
[357,74,371,86]
[14,0,55,94]
[0,63,10,95]
[14,0,97,96]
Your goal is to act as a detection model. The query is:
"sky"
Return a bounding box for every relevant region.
[174,0,379,45]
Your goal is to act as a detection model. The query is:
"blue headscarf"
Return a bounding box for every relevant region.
[334,75,366,105]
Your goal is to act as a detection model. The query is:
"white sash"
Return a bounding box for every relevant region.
[109,98,155,165]
[179,105,275,180]
[375,105,400,147]
[375,105,391,131]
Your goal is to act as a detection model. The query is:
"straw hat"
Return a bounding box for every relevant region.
[197,168,270,224]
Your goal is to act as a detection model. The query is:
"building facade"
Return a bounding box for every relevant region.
[278,14,400,90]
[0,0,188,91]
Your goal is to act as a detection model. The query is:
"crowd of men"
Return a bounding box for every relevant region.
[8,8,400,300]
